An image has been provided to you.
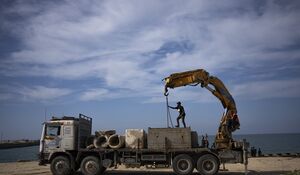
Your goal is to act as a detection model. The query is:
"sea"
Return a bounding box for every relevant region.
[0,133,300,163]
[0,145,39,163]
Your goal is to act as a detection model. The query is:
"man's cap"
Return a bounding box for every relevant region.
[177,101,181,104]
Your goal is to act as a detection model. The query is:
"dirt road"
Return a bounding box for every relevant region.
[0,157,299,175]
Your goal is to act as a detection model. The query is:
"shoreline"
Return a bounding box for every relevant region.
[0,141,39,149]
[0,157,299,175]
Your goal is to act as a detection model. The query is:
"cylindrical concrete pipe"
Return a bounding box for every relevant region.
[93,135,109,148]
[108,134,125,149]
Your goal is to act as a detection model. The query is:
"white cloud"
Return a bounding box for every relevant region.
[144,87,215,104]
[233,79,300,100]
[19,86,72,101]
[80,88,109,101]
[1,1,300,102]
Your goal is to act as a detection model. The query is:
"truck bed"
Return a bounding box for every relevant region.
[79,147,213,154]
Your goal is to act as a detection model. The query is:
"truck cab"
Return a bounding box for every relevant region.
[39,114,92,174]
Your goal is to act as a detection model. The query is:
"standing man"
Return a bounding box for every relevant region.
[169,101,186,128]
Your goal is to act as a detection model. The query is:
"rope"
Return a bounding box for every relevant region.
[166,95,169,128]
[165,95,174,128]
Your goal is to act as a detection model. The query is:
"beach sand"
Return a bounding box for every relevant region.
[0,157,299,175]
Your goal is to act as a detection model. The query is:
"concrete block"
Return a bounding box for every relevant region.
[147,127,192,149]
[125,129,146,149]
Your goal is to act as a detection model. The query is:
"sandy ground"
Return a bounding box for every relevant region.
[0,157,299,175]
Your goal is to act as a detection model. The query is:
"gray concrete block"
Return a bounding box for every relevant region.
[147,127,192,149]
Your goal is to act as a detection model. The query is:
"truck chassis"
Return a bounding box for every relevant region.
[42,145,248,175]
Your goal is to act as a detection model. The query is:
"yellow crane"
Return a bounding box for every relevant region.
[164,69,240,150]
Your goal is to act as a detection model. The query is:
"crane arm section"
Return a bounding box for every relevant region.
[164,69,236,112]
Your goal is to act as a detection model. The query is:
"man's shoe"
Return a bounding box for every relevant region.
[175,125,179,127]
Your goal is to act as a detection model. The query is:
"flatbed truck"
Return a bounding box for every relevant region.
[39,114,248,175]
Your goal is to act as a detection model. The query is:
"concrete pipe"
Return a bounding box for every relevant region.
[95,130,116,137]
[93,135,109,148]
[108,134,125,149]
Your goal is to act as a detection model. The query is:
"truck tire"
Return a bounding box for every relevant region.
[50,156,72,175]
[196,154,219,175]
[172,154,194,175]
[80,156,104,175]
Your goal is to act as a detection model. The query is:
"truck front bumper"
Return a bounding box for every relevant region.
[38,152,49,165]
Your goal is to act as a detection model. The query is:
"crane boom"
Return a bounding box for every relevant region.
[163,69,240,150]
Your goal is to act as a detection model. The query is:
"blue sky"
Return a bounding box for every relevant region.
[0,0,300,140]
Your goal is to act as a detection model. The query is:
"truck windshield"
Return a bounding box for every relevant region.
[46,125,61,136]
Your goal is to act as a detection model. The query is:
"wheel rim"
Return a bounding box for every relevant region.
[177,159,190,173]
[202,160,214,172]
[84,160,99,174]
[55,160,68,173]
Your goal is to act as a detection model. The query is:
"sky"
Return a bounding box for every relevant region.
[0,0,300,140]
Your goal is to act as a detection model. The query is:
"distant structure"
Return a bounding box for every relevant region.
[0,139,39,149]
[258,148,262,157]
[250,147,259,157]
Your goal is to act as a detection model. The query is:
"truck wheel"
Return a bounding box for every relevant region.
[172,154,194,175]
[50,156,72,175]
[196,154,219,175]
[80,156,104,175]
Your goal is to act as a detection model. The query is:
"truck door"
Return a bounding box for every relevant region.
[44,124,62,151]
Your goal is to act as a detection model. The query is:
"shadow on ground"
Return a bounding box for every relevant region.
[220,170,287,175]
[72,170,288,175]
